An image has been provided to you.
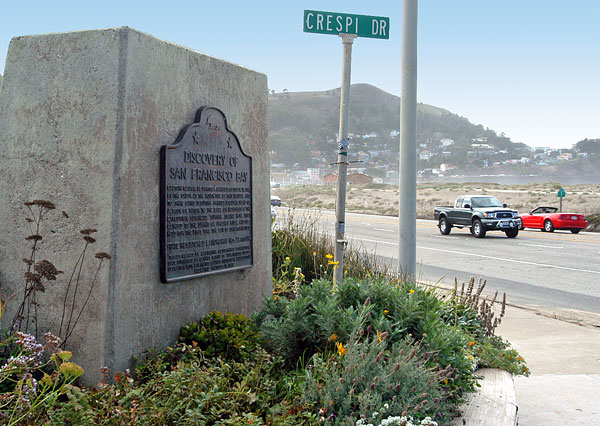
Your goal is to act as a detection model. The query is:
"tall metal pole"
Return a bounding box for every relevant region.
[398,0,418,279]
[334,33,356,284]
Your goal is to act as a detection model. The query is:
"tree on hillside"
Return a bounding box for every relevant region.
[269,133,311,168]
[574,138,600,154]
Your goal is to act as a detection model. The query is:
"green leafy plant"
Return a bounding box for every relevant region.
[178,311,260,362]
[302,313,458,425]
[471,335,530,376]
[0,296,84,426]
[255,277,480,400]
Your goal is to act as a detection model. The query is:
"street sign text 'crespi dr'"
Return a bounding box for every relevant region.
[303,10,390,39]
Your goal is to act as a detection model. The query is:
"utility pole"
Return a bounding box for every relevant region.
[398,0,418,279]
[334,33,356,285]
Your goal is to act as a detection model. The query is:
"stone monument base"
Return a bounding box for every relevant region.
[0,27,271,384]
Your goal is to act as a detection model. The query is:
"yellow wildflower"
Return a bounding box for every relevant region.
[409,289,415,294]
[58,351,72,361]
[41,372,53,386]
[468,341,475,347]
[377,330,383,343]
[329,334,338,341]
[336,342,347,356]
[325,254,333,259]
[467,354,473,360]
[59,362,84,379]
[313,251,317,256]
[383,310,389,315]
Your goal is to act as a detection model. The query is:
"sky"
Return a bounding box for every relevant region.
[1,0,598,149]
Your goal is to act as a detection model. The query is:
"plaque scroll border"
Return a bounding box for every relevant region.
[159,106,253,283]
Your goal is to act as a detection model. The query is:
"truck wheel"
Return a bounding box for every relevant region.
[439,217,451,235]
[544,220,555,233]
[472,219,486,238]
[505,228,519,238]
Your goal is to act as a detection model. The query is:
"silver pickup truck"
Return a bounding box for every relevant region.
[433,195,522,238]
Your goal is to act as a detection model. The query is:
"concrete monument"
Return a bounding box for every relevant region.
[0,27,271,383]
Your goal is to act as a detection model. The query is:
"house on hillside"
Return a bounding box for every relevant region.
[419,150,432,160]
[322,173,373,186]
[306,168,321,182]
[440,163,458,172]
[348,173,373,185]
[270,172,291,186]
[323,173,337,186]
[557,153,573,161]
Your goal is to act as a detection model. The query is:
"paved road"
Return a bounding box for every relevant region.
[279,208,600,313]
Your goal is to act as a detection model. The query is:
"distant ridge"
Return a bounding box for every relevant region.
[267,83,526,168]
[267,84,599,183]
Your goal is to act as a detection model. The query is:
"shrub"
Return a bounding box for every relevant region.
[255,278,477,399]
[178,311,260,363]
[58,342,314,425]
[472,335,530,376]
[302,315,458,424]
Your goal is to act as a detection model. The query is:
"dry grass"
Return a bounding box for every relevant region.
[273,182,600,224]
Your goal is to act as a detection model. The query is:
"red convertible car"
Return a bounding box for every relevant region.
[520,206,587,233]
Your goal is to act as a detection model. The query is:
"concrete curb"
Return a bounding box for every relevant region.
[452,368,518,426]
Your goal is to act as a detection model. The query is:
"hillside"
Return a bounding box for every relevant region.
[268,83,528,169]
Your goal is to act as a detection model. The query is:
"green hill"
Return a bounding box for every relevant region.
[268,83,528,169]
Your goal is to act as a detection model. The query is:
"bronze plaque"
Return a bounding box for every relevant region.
[160,107,252,283]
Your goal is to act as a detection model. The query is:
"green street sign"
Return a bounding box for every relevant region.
[303,10,390,39]
[557,188,566,197]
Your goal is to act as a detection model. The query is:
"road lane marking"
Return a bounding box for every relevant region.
[419,246,600,275]
[518,243,563,249]
[350,236,396,245]
[342,235,600,275]
[373,228,388,231]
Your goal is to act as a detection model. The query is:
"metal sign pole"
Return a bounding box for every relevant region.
[398,0,418,279]
[334,33,356,285]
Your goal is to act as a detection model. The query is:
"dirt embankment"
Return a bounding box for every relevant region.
[273,183,600,231]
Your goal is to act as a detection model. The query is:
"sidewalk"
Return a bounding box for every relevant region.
[495,305,600,425]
